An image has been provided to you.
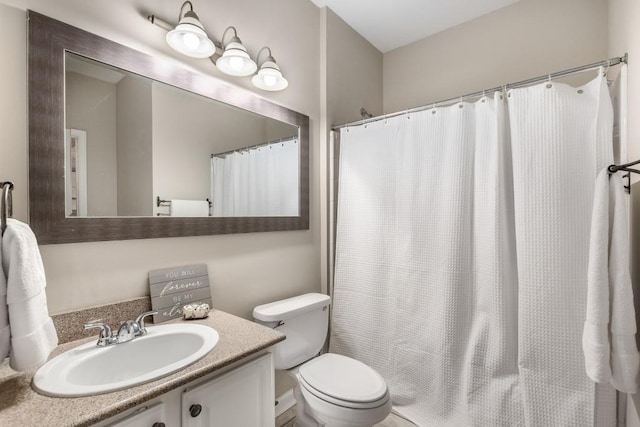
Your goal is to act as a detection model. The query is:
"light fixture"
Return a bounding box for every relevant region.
[252,47,289,91]
[165,1,216,59]
[216,27,257,77]
[148,7,289,91]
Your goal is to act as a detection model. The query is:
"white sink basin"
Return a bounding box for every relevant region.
[33,323,219,397]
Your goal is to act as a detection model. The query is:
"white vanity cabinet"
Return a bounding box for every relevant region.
[105,403,167,427]
[182,353,275,427]
[102,353,274,427]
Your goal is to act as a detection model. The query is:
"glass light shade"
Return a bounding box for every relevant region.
[216,41,258,76]
[166,15,216,59]
[252,60,288,91]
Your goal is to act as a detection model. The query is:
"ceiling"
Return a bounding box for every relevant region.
[310,0,521,53]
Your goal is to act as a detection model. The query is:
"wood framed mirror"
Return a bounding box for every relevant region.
[28,11,309,244]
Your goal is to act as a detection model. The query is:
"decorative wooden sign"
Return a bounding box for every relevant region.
[148,264,212,323]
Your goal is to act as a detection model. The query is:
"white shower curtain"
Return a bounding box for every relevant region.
[330,73,617,426]
[210,138,299,216]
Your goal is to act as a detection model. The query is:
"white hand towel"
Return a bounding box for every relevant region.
[583,170,639,393]
[8,292,58,371]
[583,170,611,382]
[170,200,210,217]
[1,219,58,371]
[0,231,8,361]
[608,173,639,393]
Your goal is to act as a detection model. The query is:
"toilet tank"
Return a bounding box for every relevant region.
[253,293,330,370]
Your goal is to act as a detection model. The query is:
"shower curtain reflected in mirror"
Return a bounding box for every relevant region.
[210,138,299,217]
[330,72,618,426]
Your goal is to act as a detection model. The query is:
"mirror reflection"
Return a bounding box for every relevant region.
[64,52,299,218]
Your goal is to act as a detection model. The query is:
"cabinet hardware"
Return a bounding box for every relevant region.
[189,404,202,417]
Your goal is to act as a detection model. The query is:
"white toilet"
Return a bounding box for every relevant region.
[253,293,392,427]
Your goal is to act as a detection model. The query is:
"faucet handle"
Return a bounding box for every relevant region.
[117,320,141,343]
[135,310,158,335]
[84,322,113,347]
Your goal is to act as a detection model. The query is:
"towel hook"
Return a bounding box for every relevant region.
[608,159,640,194]
[1,181,14,235]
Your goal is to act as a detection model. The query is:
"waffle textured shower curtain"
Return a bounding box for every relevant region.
[330,73,618,426]
[210,138,299,216]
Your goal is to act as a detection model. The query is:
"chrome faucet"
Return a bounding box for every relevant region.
[116,320,141,343]
[84,310,158,347]
[83,322,114,347]
[135,310,156,336]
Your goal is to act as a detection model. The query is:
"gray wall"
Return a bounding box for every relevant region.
[117,75,153,217]
[66,72,118,216]
[0,0,322,320]
[383,0,609,112]
[319,7,384,291]
[325,8,383,125]
[150,82,267,214]
[3,0,634,415]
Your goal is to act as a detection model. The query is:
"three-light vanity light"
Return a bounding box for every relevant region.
[149,1,288,91]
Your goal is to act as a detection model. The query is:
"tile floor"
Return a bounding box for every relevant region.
[275,406,417,427]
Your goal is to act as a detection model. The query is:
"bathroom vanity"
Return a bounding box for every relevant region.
[99,352,274,426]
[0,310,284,426]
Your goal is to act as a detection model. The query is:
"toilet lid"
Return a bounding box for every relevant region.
[298,353,388,404]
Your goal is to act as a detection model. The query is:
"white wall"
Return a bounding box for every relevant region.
[383,0,609,113]
[0,0,322,319]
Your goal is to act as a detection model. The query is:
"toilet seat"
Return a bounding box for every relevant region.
[298,353,389,409]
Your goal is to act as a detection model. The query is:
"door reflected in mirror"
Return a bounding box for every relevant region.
[64,129,88,217]
[65,52,299,218]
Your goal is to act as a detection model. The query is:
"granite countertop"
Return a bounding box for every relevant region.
[0,310,285,426]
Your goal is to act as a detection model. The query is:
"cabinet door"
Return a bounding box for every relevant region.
[182,353,275,427]
[106,402,166,427]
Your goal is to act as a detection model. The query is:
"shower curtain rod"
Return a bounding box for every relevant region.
[210,135,298,158]
[332,53,628,130]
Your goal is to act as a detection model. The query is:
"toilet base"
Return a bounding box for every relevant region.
[292,378,392,427]
[293,384,323,427]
